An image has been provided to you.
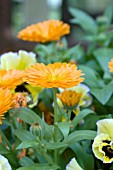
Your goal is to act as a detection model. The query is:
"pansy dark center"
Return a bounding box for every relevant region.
[102,142,113,159]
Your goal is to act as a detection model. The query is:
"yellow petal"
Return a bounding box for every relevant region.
[97,119,113,139]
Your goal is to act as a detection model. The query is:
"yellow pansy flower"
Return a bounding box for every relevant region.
[92,119,113,163]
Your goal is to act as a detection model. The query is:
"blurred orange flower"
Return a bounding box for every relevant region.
[0,88,13,124]
[0,70,24,90]
[12,92,27,109]
[108,59,113,72]
[24,62,84,88]
[17,20,70,43]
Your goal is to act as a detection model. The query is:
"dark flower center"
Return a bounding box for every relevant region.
[102,143,113,159]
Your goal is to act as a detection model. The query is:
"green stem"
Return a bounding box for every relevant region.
[68,110,71,121]
[41,148,54,165]
[52,88,58,164]
[0,128,12,150]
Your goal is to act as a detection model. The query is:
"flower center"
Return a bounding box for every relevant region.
[102,141,113,159]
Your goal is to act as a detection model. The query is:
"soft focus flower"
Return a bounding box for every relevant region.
[24,62,84,88]
[0,155,12,170]
[57,90,82,110]
[0,70,24,90]
[17,20,70,43]
[0,50,36,70]
[0,88,13,124]
[108,59,113,72]
[12,92,27,109]
[92,119,113,163]
[66,158,83,170]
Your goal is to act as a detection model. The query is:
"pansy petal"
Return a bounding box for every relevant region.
[97,119,113,139]
[66,158,83,170]
[0,155,12,170]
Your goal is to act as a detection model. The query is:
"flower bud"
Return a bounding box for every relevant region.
[30,122,42,137]
[56,41,66,52]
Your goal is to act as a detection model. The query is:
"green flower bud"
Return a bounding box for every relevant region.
[30,122,42,137]
[56,41,66,52]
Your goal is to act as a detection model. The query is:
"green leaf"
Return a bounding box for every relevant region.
[16,140,38,149]
[44,141,68,150]
[13,107,41,125]
[0,144,10,154]
[104,4,113,24]
[72,109,95,130]
[70,141,94,170]
[19,156,34,167]
[17,163,60,170]
[93,48,113,73]
[57,121,70,138]
[14,129,36,141]
[64,45,84,61]
[79,65,104,88]
[69,7,97,33]
[91,81,113,105]
[41,116,54,141]
[63,130,96,144]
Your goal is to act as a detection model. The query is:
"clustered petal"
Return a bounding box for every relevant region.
[0,88,13,124]
[57,90,82,109]
[0,69,24,89]
[24,62,84,88]
[17,20,70,43]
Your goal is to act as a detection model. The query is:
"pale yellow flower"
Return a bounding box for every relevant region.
[0,154,12,170]
[0,50,36,70]
[66,158,83,170]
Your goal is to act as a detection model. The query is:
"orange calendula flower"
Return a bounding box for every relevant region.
[24,62,84,88]
[57,90,82,110]
[108,59,113,72]
[17,20,70,43]
[0,88,13,124]
[0,70,24,90]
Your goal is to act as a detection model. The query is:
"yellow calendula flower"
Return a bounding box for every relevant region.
[57,90,82,110]
[92,119,113,163]
[66,158,83,170]
[0,50,36,70]
[17,20,70,43]
[0,88,13,124]
[0,155,12,170]
[108,59,113,72]
[24,62,84,89]
[0,70,24,90]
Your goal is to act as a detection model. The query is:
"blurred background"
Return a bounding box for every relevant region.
[0,0,113,54]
